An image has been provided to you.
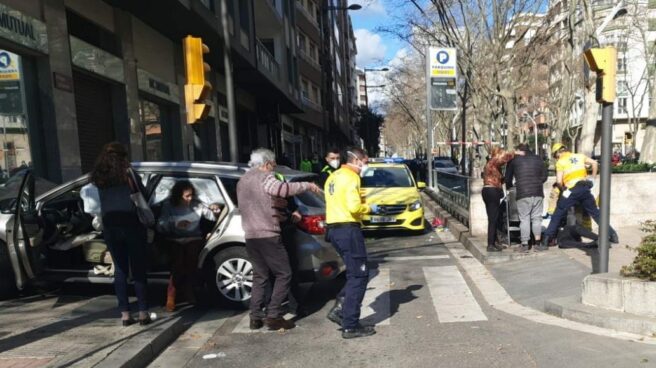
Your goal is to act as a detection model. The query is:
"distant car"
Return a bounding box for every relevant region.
[359,163,426,232]
[0,162,344,307]
[433,161,459,175]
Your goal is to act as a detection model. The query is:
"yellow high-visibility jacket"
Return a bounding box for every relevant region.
[324,166,370,224]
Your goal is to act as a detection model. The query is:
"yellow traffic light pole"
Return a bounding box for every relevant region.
[183,36,212,124]
[583,47,616,273]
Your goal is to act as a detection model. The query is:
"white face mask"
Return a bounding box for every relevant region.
[329,159,340,169]
[359,164,369,177]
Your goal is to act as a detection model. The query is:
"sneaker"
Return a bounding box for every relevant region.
[249,318,263,330]
[535,237,549,252]
[264,317,295,331]
[342,325,376,339]
[327,306,343,326]
[515,244,530,253]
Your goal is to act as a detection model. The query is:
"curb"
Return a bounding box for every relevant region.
[545,296,656,337]
[422,190,548,264]
[95,307,204,368]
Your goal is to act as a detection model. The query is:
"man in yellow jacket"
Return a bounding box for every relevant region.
[541,143,619,249]
[324,147,378,339]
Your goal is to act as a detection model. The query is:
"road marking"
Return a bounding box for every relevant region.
[445,243,656,344]
[423,265,488,323]
[369,255,450,262]
[360,267,391,326]
[232,313,296,334]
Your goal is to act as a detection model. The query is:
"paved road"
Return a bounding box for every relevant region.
[164,229,656,368]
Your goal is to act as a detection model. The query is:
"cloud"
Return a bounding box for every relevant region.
[349,0,387,17]
[354,29,387,67]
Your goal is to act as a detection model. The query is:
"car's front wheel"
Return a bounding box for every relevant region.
[207,246,253,309]
[0,241,17,300]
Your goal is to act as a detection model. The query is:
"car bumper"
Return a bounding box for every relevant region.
[292,231,345,282]
[361,208,425,231]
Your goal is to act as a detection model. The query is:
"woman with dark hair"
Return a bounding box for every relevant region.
[157,180,222,312]
[91,142,151,326]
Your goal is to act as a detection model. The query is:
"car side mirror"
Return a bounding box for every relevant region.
[417,182,426,189]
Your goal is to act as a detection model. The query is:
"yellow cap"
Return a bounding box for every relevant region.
[551,143,565,154]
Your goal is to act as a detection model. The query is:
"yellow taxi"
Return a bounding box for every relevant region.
[360,162,426,231]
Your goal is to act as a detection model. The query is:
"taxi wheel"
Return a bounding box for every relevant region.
[206,246,253,309]
[0,241,17,300]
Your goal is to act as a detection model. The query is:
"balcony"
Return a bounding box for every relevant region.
[256,39,280,82]
[296,1,320,30]
[302,95,321,111]
[299,49,321,71]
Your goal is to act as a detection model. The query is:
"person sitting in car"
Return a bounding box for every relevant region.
[157,180,222,312]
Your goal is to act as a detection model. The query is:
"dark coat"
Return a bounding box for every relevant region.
[505,152,547,200]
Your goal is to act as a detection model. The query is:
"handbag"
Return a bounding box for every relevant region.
[127,168,156,227]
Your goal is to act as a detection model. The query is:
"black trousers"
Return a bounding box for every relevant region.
[245,236,292,319]
[104,224,148,312]
[482,187,505,247]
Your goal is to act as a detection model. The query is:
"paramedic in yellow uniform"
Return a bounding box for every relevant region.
[324,147,378,339]
[541,143,619,249]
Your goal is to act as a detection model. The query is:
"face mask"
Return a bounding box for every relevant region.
[329,159,340,169]
[359,164,369,177]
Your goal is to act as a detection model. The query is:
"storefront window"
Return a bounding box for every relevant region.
[0,50,32,181]
[139,99,163,161]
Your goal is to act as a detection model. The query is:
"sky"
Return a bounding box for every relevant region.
[348,0,407,107]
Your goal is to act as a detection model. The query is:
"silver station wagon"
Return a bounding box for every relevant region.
[0,162,343,307]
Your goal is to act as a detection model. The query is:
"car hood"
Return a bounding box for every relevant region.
[361,187,420,205]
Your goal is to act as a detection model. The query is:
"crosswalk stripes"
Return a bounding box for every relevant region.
[423,266,488,323]
[360,267,391,326]
[230,261,488,333]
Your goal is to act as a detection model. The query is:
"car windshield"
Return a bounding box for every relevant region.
[435,162,454,168]
[361,167,414,188]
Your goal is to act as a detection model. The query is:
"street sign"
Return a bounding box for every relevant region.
[0,50,20,81]
[428,47,457,111]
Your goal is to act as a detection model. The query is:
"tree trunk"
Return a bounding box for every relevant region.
[579,87,598,155]
[640,76,656,163]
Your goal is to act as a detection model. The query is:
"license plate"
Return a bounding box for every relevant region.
[370,216,396,223]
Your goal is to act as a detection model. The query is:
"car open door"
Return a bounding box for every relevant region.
[6,170,43,290]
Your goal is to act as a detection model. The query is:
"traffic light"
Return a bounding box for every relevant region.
[583,47,617,103]
[183,36,212,124]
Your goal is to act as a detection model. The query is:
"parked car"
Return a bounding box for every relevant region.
[433,161,459,175]
[0,162,343,307]
[359,162,426,232]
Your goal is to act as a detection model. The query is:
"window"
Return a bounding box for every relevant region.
[618,98,628,115]
[617,80,629,96]
[361,167,414,188]
[301,79,310,99]
[151,176,226,206]
[617,57,626,73]
[66,10,121,56]
[239,0,250,36]
[312,86,320,105]
[200,0,215,12]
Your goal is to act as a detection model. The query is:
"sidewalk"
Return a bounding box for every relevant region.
[0,286,200,368]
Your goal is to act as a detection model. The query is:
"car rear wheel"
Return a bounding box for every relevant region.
[0,241,17,300]
[207,246,253,309]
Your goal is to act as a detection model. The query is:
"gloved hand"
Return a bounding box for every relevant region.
[370,204,379,214]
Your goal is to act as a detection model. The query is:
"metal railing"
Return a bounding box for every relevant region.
[431,170,471,226]
[256,39,280,81]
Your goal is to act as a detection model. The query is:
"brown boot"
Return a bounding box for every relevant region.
[166,276,176,312]
[264,317,295,331]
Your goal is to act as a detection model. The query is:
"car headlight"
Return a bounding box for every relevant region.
[409,200,422,211]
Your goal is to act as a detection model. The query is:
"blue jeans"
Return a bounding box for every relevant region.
[545,182,616,239]
[328,225,369,330]
[104,224,149,312]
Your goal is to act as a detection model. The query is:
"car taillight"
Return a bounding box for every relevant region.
[297,214,326,235]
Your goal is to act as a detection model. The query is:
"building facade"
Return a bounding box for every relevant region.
[0,0,358,183]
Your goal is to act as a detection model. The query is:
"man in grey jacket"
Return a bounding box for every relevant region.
[505,144,548,252]
[237,148,321,331]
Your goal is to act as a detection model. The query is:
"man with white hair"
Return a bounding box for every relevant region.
[237,148,321,331]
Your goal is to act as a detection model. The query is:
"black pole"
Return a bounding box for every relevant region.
[460,81,468,175]
[597,102,613,273]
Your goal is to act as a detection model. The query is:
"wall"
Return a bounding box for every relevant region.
[469,173,656,238]
[132,17,176,84]
[64,0,114,31]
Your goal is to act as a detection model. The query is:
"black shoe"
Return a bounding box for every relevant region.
[265,317,295,330]
[138,315,152,326]
[342,325,376,339]
[122,318,136,327]
[250,318,263,330]
[535,237,549,251]
[327,306,343,326]
[486,245,502,252]
[609,232,619,244]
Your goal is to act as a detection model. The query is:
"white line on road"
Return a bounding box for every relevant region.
[360,267,391,326]
[369,255,450,262]
[423,266,488,323]
[446,243,656,344]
